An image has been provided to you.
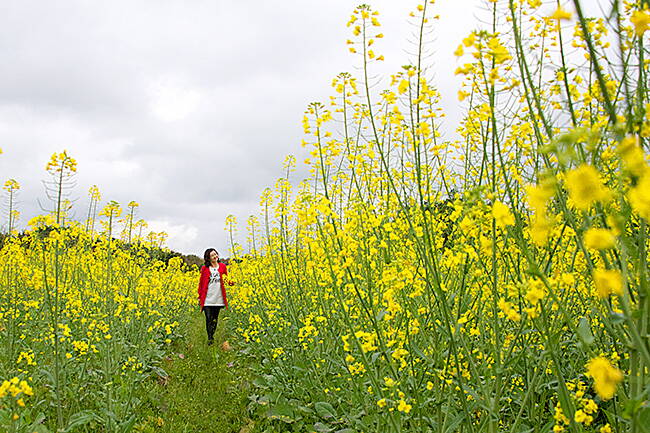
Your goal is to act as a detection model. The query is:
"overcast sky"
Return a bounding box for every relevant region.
[0,0,584,255]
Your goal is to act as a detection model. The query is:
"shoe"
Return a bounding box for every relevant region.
[207,340,214,346]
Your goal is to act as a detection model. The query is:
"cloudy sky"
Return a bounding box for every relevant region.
[0,0,577,255]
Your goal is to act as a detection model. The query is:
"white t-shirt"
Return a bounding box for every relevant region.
[204,266,225,306]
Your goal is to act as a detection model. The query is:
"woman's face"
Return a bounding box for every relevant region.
[210,250,219,265]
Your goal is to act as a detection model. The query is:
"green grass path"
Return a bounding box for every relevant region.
[135,311,258,433]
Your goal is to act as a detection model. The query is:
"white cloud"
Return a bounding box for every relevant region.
[148,77,202,122]
[0,0,542,255]
[146,219,199,253]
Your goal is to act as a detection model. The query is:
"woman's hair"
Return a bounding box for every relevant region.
[203,248,219,267]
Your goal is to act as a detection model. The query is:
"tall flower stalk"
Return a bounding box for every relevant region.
[228,1,650,431]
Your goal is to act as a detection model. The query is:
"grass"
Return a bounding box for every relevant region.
[134,309,259,433]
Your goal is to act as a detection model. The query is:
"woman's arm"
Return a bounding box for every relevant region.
[197,266,209,309]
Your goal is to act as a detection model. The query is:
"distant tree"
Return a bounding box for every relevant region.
[182,254,203,269]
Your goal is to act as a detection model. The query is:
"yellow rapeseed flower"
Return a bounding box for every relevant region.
[45,150,77,174]
[548,7,572,21]
[492,201,515,228]
[565,165,611,210]
[397,399,412,413]
[583,399,598,414]
[525,281,545,305]
[574,409,593,425]
[462,33,475,47]
[593,269,623,298]
[631,10,650,36]
[3,178,20,191]
[487,37,511,64]
[498,298,521,321]
[628,176,650,220]
[586,357,623,400]
[584,228,616,250]
[617,135,647,177]
[529,216,551,246]
[525,181,555,213]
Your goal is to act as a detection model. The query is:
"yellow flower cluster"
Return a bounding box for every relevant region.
[586,357,623,400]
[0,215,196,428]
[0,377,33,400]
[3,0,644,429]
[45,150,77,174]
[222,1,650,430]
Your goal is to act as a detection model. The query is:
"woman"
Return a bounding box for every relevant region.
[197,248,229,345]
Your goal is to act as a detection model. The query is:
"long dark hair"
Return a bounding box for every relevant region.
[203,248,219,267]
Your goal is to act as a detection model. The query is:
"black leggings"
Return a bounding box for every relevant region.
[203,306,223,342]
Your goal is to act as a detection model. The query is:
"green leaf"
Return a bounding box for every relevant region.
[610,312,626,325]
[266,403,296,424]
[637,405,650,433]
[410,341,430,362]
[622,398,644,419]
[252,377,268,389]
[64,410,102,432]
[443,411,466,433]
[313,422,334,432]
[315,401,337,420]
[577,317,594,346]
[525,263,542,277]
[297,405,315,415]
